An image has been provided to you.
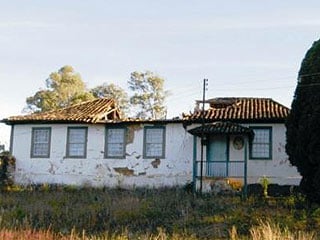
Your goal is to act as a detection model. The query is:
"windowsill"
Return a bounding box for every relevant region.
[249,158,272,160]
[143,156,165,159]
[65,156,87,159]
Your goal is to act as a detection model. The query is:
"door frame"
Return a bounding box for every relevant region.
[206,134,229,177]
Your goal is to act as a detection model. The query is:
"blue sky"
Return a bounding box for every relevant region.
[1,0,320,147]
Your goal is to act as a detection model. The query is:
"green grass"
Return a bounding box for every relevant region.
[0,186,318,239]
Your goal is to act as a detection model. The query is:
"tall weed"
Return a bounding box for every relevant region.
[0,186,318,239]
[249,220,316,240]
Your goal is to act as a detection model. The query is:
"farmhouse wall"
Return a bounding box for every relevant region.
[11,123,193,187]
[191,123,301,186]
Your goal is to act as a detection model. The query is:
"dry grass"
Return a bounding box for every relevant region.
[248,221,316,240]
[0,221,316,240]
[0,186,318,239]
[0,228,198,240]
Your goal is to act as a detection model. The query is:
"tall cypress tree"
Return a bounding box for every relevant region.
[286,39,320,203]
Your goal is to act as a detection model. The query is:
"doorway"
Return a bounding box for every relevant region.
[206,135,228,177]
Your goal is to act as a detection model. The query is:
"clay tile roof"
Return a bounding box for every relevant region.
[188,121,254,137]
[2,98,122,124]
[183,97,289,123]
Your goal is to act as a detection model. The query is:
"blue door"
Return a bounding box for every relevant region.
[207,135,228,177]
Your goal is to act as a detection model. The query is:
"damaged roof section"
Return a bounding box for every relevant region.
[2,98,122,124]
[183,97,289,123]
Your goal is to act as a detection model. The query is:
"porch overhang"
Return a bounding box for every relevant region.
[188,121,254,139]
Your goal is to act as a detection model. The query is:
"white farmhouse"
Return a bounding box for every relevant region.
[1,97,301,190]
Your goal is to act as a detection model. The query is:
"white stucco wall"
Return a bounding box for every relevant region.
[189,123,301,186]
[11,123,194,188]
[245,123,301,185]
[10,121,301,188]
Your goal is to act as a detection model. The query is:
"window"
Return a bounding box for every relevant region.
[105,128,126,158]
[143,126,165,158]
[250,127,272,159]
[66,127,87,158]
[31,128,51,158]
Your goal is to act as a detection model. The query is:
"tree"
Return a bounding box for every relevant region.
[26,65,94,112]
[286,39,320,203]
[128,71,168,119]
[91,83,129,117]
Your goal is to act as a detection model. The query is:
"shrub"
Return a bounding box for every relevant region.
[0,151,15,190]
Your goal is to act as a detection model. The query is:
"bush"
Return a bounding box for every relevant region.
[0,151,15,190]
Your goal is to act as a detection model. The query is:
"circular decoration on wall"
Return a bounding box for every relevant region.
[233,136,244,150]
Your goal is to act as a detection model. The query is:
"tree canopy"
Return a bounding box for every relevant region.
[128,71,168,119]
[26,67,169,120]
[91,83,129,117]
[286,39,320,203]
[26,65,94,112]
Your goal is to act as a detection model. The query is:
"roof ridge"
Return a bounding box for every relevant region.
[3,97,121,124]
[184,97,289,122]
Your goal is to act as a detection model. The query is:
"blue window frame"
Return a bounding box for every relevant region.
[249,127,272,160]
[66,127,88,158]
[105,127,126,158]
[31,127,51,158]
[143,126,166,158]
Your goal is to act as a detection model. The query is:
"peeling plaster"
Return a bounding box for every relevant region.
[11,124,196,187]
[277,142,285,153]
[129,162,140,169]
[95,164,103,169]
[126,151,142,159]
[48,161,58,175]
[106,165,112,172]
[166,164,174,169]
[126,124,143,144]
[114,167,134,176]
[151,159,161,168]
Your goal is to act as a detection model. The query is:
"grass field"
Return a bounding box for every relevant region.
[0,186,318,239]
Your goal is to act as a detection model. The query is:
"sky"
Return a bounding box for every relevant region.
[1,0,320,148]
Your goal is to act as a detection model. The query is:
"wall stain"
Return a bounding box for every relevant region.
[126,124,143,144]
[126,151,142,159]
[151,159,161,168]
[114,167,134,176]
[130,162,140,168]
[95,164,103,169]
[48,161,56,175]
[107,166,112,172]
[166,164,174,169]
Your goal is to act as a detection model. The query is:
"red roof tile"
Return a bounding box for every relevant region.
[2,97,289,125]
[2,98,121,124]
[188,121,254,137]
[183,97,289,122]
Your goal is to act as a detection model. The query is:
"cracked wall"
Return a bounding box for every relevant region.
[11,123,194,187]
